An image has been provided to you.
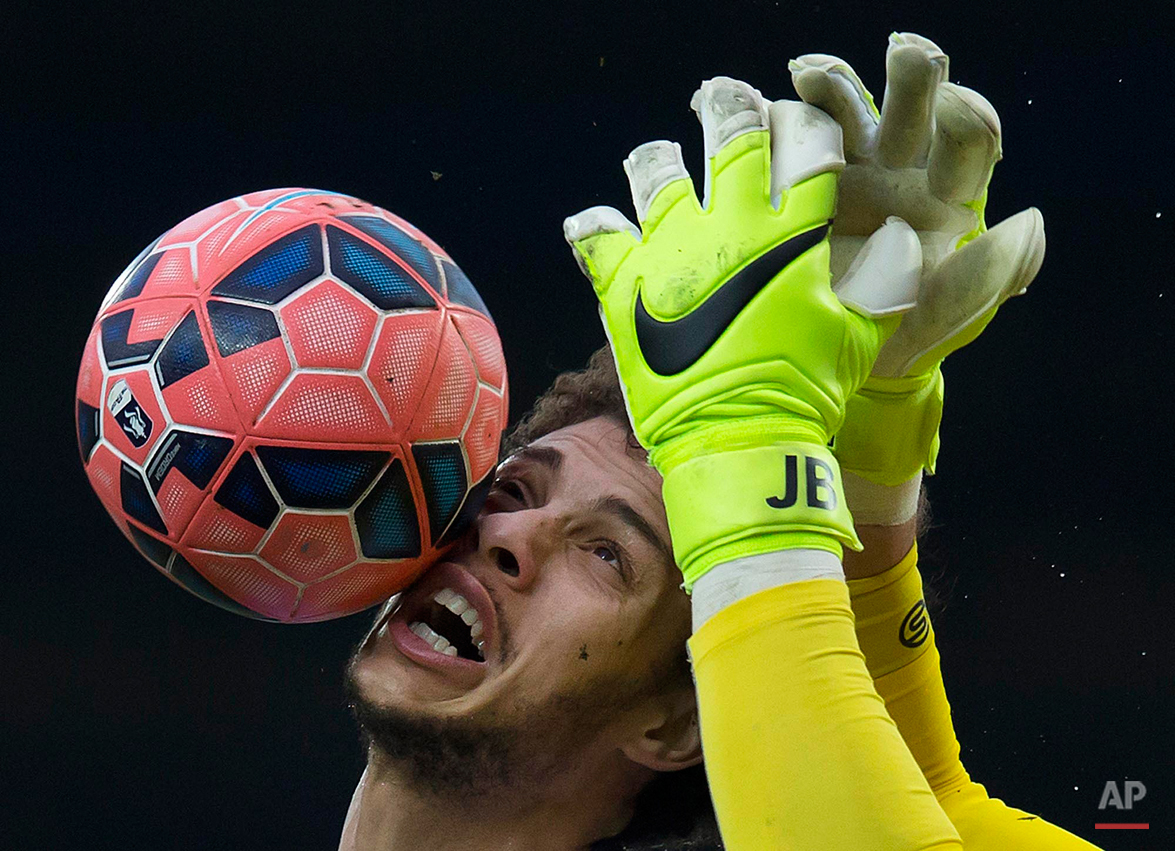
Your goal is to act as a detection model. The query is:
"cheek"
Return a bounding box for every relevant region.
[522,596,637,668]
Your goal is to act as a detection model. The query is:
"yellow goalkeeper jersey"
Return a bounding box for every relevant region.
[687,546,1103,850]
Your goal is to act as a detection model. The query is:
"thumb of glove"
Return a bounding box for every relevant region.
[873,206,1045,378]
[833,216,922,320]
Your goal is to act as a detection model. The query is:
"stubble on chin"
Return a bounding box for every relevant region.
[340,652,650,803]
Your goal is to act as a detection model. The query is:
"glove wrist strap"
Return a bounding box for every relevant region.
[658,436,861,591]
[835,368,944,486]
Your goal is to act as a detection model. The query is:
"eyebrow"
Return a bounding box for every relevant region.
[506,444,563,474]
[588,495,674,570]
[507,444,674,572]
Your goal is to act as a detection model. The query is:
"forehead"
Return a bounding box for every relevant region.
[521,417,665,519]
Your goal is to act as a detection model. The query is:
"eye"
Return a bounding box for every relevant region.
[590,543,627,578]
[498,480,525,501]
[487,477,527,508]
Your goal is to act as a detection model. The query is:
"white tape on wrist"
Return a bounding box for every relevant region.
[691,549,844,631]
[842,470,922,526]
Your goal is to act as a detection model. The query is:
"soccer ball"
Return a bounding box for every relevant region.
[76,189,509,623]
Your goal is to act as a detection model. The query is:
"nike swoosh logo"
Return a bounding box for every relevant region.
[635,223,829,376]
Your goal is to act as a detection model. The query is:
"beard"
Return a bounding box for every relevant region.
[341,645,655,803]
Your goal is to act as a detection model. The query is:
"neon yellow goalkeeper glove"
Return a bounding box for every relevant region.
[790,33,1045,498]
[564,78,924,589]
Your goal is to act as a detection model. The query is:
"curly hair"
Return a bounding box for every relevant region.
[503,345,725,850]
[504,345,632,455]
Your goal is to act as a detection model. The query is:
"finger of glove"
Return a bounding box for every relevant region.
[927,83,1003,204]
[877,33,948,168]
[623,140,700,231]
[767,99,845,207]
[689,76,771,210]
[874,206,1046,377]
[563,205,641,295]
[788,53,879,161]
[833,216,921,320]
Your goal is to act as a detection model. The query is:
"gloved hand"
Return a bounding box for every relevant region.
[563,77,923,589]
[790,33,1046,501]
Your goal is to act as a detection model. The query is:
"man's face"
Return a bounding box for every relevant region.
[345,415,691,796]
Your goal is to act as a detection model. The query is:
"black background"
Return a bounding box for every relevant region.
[4,1,1172,848]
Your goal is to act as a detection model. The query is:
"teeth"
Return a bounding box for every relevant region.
[410,618,483,661]
[433,588,483,627]
[409,621,452,654]
[408,620,437,639]
[434,587,479,630]
[421,588,489,662]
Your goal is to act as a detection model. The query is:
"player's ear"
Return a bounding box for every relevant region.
[620,692,703,772]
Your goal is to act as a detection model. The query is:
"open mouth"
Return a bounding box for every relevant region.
[380,562,495,672]
[404,588,486,662]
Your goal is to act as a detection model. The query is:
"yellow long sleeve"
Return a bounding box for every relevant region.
[848,547,1104,850]
[688,578,962,850]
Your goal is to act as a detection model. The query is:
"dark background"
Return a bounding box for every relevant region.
[4,1,1171,848]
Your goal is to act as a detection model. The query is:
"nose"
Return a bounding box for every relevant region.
[475,507,554,588]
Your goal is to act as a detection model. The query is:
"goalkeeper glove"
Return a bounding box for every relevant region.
[564,77,923,589]
[790,33,1045,518]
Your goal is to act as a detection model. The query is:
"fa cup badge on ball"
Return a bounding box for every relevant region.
[107,378,154,447]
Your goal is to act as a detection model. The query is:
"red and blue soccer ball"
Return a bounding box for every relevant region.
[75,189,508,622]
